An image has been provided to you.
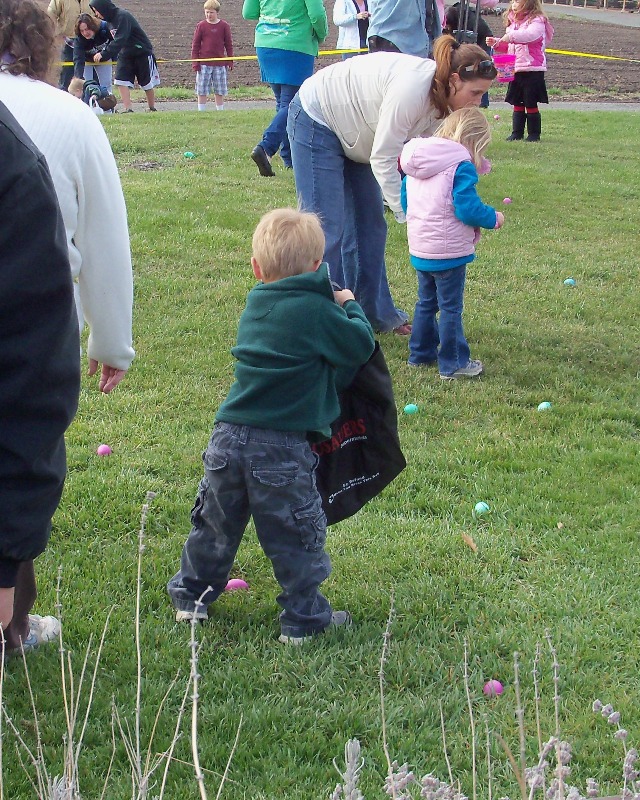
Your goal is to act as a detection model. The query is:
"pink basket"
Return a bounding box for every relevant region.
[493,53,516,83]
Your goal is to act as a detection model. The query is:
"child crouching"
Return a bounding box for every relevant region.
[167,208,375,644]
[400,107,504,380]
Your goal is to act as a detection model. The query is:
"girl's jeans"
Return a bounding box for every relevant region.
[167,423,332,638]
[287,95,408,333]
[409,265,470,375]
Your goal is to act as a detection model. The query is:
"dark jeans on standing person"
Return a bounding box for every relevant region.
[409,265,470,375]
[259,83,299,168]
[167,422,333,638]
[287,96,408,333]
[58,40,75,91]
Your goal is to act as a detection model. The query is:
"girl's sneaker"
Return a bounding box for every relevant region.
[440,360,483,380]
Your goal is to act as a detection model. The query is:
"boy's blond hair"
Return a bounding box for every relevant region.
[204,0,220,11]
[434,107,491,171]
[252,208,325,281]
[68,77,84,98]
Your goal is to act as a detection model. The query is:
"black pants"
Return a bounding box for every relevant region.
[58,41,74,91]
[368,36,400,53]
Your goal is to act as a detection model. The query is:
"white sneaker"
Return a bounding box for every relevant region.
[175,609,208,623]
[278,611,352,645]
[21,615,61,652]
[440,359,484,380]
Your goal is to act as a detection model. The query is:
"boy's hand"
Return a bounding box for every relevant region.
[495,211,505,229]
[334,289,356,306]
[193,63,201,72]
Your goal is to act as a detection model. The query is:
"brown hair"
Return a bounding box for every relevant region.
[434,107,491,171]
[430,34,496,119]
[0,0,55,80]
[252,208,325,281]
[75,13,100,37]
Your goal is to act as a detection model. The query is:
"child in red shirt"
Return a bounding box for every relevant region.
[191,0,234,110]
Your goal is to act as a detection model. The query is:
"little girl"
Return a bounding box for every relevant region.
[487,0,554,142]
[400,107,504,380]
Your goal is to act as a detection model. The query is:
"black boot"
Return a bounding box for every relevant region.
[526,113,541,142]
[506,110,525,141]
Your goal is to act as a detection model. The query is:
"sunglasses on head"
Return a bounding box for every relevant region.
[459,59,498,79]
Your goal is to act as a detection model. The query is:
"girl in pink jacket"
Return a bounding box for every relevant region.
[400,108,504,380]
[488,0,554,142]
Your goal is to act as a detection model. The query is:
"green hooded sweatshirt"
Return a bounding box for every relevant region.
[216,263,374,438]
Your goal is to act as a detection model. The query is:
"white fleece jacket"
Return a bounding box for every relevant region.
[299,52,440,213]
[0,72,135,371]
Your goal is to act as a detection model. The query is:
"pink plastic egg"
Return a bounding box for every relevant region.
[503,197,512,205]
[225,578,249,591]
[96,444,112,456]
[493,114,500,120]
[483,679,504,697]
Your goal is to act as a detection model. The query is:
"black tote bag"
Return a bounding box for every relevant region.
[312,342,406,525]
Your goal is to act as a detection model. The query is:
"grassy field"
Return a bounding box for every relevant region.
[2,109,638,799]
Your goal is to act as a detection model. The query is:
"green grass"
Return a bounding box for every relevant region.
[3,109,638,799]
[128,84,274,102]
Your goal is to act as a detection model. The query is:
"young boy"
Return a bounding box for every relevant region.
[167,208,375,645]
[191,0,234,111]
[68,75,117,111]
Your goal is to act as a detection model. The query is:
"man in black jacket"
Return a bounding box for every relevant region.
[0,101,80,654]
[90,0,160,112]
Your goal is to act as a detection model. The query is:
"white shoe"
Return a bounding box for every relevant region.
[21,615,61,652]
[175,609,207,623]
[278,611,352,645]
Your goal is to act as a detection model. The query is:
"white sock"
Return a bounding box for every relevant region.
[216,104,224,111]
[198,103,207,111]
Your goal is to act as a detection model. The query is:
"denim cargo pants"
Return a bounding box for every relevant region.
[167,422,333,637]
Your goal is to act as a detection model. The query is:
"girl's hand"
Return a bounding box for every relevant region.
[495,211,505,229]
[486,36,499,46]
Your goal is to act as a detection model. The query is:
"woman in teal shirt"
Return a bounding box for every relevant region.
[243,0,327,176]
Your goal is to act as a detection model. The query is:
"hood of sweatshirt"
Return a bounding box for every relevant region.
[89,0,118,22]
[400,138,472,180]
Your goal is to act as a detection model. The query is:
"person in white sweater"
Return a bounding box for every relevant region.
[287,37,497,335]
[0,0,134,393]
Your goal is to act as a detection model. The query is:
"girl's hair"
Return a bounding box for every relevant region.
[0,0,54,80]
[252,208,325,280]
[430,35,497,119]
[75,13,100,37]
[204,0,221,10]
[505,0,546,23]
[434,107,491,170]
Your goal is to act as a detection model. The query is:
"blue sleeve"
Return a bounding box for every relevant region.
[401,175,408,214]
[452,162,497,229]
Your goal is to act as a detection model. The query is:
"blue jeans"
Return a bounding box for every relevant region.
[410,266,470,375]
[259,83,298,167]
[167,423,332,638]
[287,96,408,333]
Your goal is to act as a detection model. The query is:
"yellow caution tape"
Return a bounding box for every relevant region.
[59,46,640,67]
[547,47,640,63]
